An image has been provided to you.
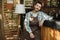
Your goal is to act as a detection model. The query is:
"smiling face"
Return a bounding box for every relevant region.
[34,3,42,12]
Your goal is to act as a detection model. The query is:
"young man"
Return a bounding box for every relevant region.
[24,1,53,40]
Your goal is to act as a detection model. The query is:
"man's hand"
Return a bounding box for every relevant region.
[39,20,44,27]
[30,32,35,38]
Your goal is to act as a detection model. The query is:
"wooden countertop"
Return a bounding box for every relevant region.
[43,20,60,30]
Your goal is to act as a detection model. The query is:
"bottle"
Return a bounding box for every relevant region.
[51,0,57,7]
[47,0,50,7]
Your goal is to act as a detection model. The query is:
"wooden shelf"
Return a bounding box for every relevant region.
[2,0,20,40]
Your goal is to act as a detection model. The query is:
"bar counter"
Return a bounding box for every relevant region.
[41,20,60,40]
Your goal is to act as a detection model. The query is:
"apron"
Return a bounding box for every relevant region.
[29,13,40,32]
[20,13,41,40]
[29,14,41,40]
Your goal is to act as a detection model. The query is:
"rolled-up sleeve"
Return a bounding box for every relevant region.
[24,13,32,33]
[42,12,53,20]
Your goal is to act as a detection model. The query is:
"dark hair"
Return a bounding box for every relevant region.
[31,1,42,10]
[33,1,42,6]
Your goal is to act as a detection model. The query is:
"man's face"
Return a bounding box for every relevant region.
[34,3,42,12]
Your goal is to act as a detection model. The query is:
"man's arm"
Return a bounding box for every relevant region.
[24,13,35,38]
[42,12,53,20]
[24,13,32,33]
[38,12,53,26]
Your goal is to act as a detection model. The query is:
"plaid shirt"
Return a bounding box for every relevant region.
[24,11,53,33]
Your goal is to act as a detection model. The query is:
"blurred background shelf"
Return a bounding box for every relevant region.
[2,0,20,40]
